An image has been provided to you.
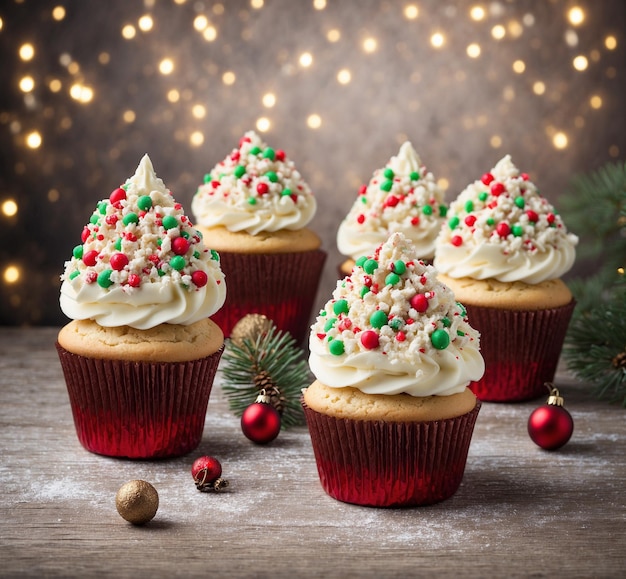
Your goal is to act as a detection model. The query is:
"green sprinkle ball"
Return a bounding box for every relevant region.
[439,205,448,217]
[380,180,393,192]
[478,191,489,202]
[329,340,345,356]
[449,216,460,230]
[234,165,246,178]
[389,317,403,331]
[72,245,83,260]
[210,249,220,261]
[333,299,349,315]
[360,286,370,298]
[383,168,394,180]
[69,270,80,280]
[249,146,261,156]
[137,195,152,211]
[162,215,178,230]
[324,318,337,332]
[464,200,474,213]
[410,171,420,181]
[514,196,525,209]
[370,311,388,329]
[97,269,114,288]
[385,272,400,286]
[263,147,275,160]
[265,171,278,183]
[423,205,433,216]
[123,213,138,226]
[203,173,211,184]
[431,329,450,350]
[393,260,406,275]
[355,256,368,268]
[281,188,292,197]
[170,256,186,271]
[114,237,122,251]
[248,197,257,205]
[512,224,524,237]
[363,259,378,274]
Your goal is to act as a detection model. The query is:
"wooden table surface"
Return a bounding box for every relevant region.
[1,327,625,578]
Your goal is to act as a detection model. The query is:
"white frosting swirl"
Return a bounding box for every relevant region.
[60,155,226,329]
[337,142,446,261]
[191,131,316,235]
[434,155,578,284]
[309,232,485,397]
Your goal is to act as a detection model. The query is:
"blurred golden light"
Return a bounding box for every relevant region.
[2,199,18,217]
[67,62,80,75]
[327,29,341,42]
[508,20,523,38]
[122,24,136,39]
[159,58,174,75]
[491,25,506,40]
[190,131,204,147]
[123,110,136,123]
[194,15,208,31]
[533,81,546,95]
[337,68,352,84]
[430,32,445,48]
[553,132,568,149]
[256,117,271,132]
[167,89,180,103]
[98,52,110,65]
[590,95,602,109]
[512,60,526,73]
[213,3,224,14]
[466,43,481,58]
[251,0,264,9]
[48,79,62,93]
[262,92,276,108]
[3,266,20,284]
[48,189,60,202]
[307,114,322,129]
[192,104,206,119]
[437,178,449,191]
[203,26,217,41]
[138,15,154,32]
[605,35,617,50]
[470,6,485,21]
[52,6,66,20]
[363,37,378,53]
[0,17,3,31]
[313,0,327,9]
[490,135,502,148]
[573,55,588,71]
[299,52,313,67]
[19,76,35,92]
[19,43,35,61]
[404,5,419,20]
[26,131,42,149]
[567,7,585,26]
[70,83,94,103]
[222,71,236,85]
[565,29,579,47]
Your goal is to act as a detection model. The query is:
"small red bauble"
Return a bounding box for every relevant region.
[241,394,281,444]
[528,384,574,450]
[191,455,229,492]
[172,237,190,255]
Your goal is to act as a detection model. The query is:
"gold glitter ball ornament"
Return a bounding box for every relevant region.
[230,314,273,347]
[115,480,159,525]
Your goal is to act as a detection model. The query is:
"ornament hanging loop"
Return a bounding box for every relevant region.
[255,388,272,405]
[544,382,565,406]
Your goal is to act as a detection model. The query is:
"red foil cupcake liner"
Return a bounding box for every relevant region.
[465,300,575,402]
[210,249,327,344]
[302,400,481,507]
[56,343,224,459]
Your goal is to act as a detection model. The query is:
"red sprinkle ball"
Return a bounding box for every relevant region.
[410,293,429,313]
[481,173,494,185]
[360,330,379,350]
[110,188,126,207]
[490,182,506,196]
[496,222,511,238]
[191,270,208,288]
[451,235,463,247]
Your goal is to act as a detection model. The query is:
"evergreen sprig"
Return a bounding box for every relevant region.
[563,274,626,406]
[221,323,310,428]
[560,161,626,406]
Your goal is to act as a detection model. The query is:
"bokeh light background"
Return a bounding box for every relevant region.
[1,0,624,326]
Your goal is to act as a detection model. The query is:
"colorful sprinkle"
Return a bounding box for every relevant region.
[360,330,379,350]
[123,213,139,226]
[422,205,433,216]
[265,171,278,183]
[172,237,190,255]
[324,317,337,332]
[162,215,178,230]
[97,269,113,288]
[512,224,524,237]
[481,173,494,185]
[410,293,428,312]
[490,182,506,196]
[478,191,488,202]
[110,188,126,206]
[137,195,152,211]
[410,171,420,181]
[451,235,463,246]
[333,299,349,315]
[262,147,275,160]
[448,216,460,230]
[431,329,450,350]
[329,339,345,356]
[355,256,367,268]
[380,180,393,192]
[438,205,448,217]
[83,250,99,267]
[249,146,261,155]
[363,259,378,274]
[127,273,141,287]
[170,255,186,271]
[514,196,525,209]
[385,272,400,286]
[370,310,388,329]
[234,165,246,178]
[392,260,406,275]
[110,252,129,271]
[191,270,208,288]
[257,182,269,195]
[72,245,83,260]
[496,222,511,237]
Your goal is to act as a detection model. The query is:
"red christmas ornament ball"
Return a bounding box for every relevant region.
[241,402,281,444]
[191,455,222,485]
[528,405,574,450]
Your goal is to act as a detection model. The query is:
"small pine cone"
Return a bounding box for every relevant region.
[269,388,287,416]
[254,370,276,391]
[612,350,626,369]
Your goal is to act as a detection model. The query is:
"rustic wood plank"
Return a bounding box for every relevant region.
[1,327,625,578]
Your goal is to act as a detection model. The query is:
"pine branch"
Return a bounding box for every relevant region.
[564,275,626,407]
[221,323,311,428]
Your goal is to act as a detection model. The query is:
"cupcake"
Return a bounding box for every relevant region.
[336,142,447,276]
[57,155,226,459]
[191,131,326,344]
[303,232,485,507]
[434,155,578,402]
